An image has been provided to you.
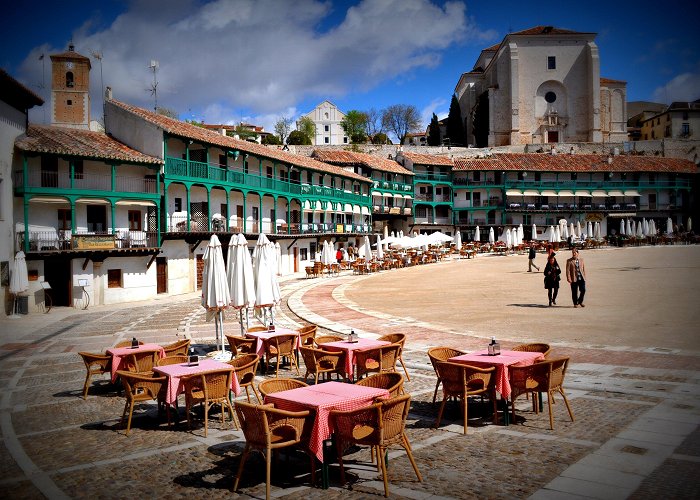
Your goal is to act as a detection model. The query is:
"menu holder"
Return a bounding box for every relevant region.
[188,355,199,366]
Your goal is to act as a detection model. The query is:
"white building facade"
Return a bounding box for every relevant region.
[299,100,348,146]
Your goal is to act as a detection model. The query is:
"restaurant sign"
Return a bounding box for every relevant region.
[73,235,116,250]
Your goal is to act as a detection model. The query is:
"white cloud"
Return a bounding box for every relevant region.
[420,98,448,128]
[652,72,700,103]
[19,0,492,124]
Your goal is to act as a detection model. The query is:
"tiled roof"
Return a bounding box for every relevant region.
[108,99,369,183]
[483,43,501,51]
[453,153,697,174]
[600,77,626,84]
[15,125,162,165]
[0,68,44,110]
[510,26,588,36]
[401,151,455,167]
[312,150,413,176]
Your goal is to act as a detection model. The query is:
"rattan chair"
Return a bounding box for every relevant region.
[299,346,346,384]
[377,333,410,381]
[155,355,188,366]
[123,350,158,374]
[116,369,169,436]
[78,351,112,399]
[354,344,400,380]
[226,335,256,358]
[511,343,551,357]
[233,401,313,500]
[114,340,144,348]
[262,334,300,377]
[330,394,422,497]
[247,326,268,333]
[162,338,191,357]
[183,368,236,436]
[227,354,261,403]
[434,361,498,434]
[258,378,308,399]
[427,346,466,404]
[355,372,404,397]
[509,357,574,430]
[314,335,343,346]
[297,325,317,347]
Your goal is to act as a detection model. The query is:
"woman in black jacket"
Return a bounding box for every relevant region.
[543,253,561,306]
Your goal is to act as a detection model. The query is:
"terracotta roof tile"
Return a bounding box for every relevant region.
[600,77,626,84]
[0,69,44,110]
[108,99,369,183]
[15,125,162,165]
[510,26,589,36]
[453,153,697,174]
[312,150,413,176]
[401,151,455,167]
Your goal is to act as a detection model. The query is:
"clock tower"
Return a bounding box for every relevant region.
[50,44,91,129]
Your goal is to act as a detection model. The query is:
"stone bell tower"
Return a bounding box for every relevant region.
[50,43,91,129]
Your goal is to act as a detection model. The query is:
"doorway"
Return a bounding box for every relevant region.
[156,257,167,294]
[44,258,71,307]
[87,205,107,233]
[547,131,559,143]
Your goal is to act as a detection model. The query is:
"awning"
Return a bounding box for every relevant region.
[313,201,323,211]
[557,191,574,197]
[393,193,404,199]
[607,190,624,196]
[28,197,69,204]
[361,206,370,215]
[76,198,110,205]
[353,206,361,214]
[523,190,539,196]
[574,191,591,197]
[506,189,522,196]
[303,200,313,211]
[404,194,413,199]
[382,192,393,198]
[344,203,353,212]
[591,190,608,197]
[624,190,641,197]
[116,200,157,206]
[541,190,557,197]
[371,191,382,197]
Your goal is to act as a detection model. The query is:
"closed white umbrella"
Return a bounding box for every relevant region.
[505,228,512,248]
[576,221,582,239]
[547,225,555,243]
[666,217,673,235]
[454,231,462,251]
[518,224,524,245]
[643,219,649,236]
[474,226,480,243]
[637,221,644,238]
[626,219,633,237]
[651,220,657,236]
[531,223,538,241]
[561,223,569,239]
[321,240,334,266]
[364,235,373,260]
[595,222,602,240]
[254,233,281,325]
[488,227,495,244]
[275,241,282,275]
[688,217,692,232]
[586,221,593,239]
[376,234,384,260]
[569,222,576,240]
[202,234,230,358]
[227,233,256,334]
[555,225,561,242]
[383,225,389,241]
[9,251,28,318]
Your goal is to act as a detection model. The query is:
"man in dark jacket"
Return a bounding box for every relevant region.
[528,242,540,272]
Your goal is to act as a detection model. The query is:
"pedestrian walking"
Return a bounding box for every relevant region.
[565,247,587,307]
[528,242,540,272]
[543,253,561,306]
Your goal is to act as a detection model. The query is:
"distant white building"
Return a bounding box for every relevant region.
[299,100,348,145]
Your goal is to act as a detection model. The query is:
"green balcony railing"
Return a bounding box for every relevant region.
[414,172,452,183]
[372,180,413,193]
[502,179,692,190]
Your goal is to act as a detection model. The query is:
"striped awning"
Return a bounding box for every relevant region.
[523,190,539,196]
[574,190,591,197]
[382,192,393,198]
[557,190,575,197]
[607,190,624,196]
[541,190,557,197]
[591,190,608,197]
[624,190,641,197]
[371,191,382,197]
[505,189,522,196]
[393,193,404,199]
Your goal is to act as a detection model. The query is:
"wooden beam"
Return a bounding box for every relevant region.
[82,257,90,270]
[146,252,158,269]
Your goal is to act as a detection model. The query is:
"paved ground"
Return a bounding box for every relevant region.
[0,244,698,499]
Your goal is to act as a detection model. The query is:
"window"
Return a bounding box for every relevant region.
[310,242,317,256]
[128,210,142,230]
[681,123,690,136]
[535,172,541,182]
[219,154,227,167]
[73,160,83,179]
[665,126,671,137]
[252,206,258,221]
[108,269,122,288]
[174,197,182,212]
[683,112,689,120]
[266,166,273,178]
[416,206,427,217]
[57,209,72,230]
[473,171,480,182]
[547,56,556,70]
[67,99,72,106]
[571,172,577,180]
[343,137,348,143]
[545,91,557,103]
[324,137,329,144]
[300,248,308,261]
[221,204,228,218]
[66,72,74,88]
[324,125,329,132]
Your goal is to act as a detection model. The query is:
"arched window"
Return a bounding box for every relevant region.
[66,72,74,88]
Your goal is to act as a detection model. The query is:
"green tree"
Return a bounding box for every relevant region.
[427,113,441,146]
[381,104,421,144]
[371,132,392,144]
[446,94,465,146]
[274,116,293,144]
[287,130,311,145]
[297,116,316,144]
[262,134,281,145]
[340,110,368,143]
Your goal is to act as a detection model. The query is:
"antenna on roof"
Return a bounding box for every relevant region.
[147,60,159,112]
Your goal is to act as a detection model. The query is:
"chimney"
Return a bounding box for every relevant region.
[105,86,112,100]
[220,127,227,136]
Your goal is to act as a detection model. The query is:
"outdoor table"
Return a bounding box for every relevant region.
[246,327,301,357]
[106,343,165,382]
[153,358,240,406]
[449,349,544,424]
[322,339,390,380]
[265,381,389,487]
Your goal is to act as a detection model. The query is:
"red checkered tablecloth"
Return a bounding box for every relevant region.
[449,350,544,399]
[246,327,300,357]
[153,358,240,405]
[323,339,390,378]
[265,381,389,461]
[106,343,165,382]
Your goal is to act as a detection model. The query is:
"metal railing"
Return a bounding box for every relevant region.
[14,170,158,194]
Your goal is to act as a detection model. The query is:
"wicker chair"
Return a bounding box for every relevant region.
[299,346,346,384]
[233,401,313,499]
[78,351,112,399]
[162,338,191,357]
[262,334,300,377]
[227,354,261,403]
[247,326,269,333]
[258,378,308,399]
[509,357,574,430]
[511,343,552,357]
[355,372,404,397]
[427,346,466,404]
[116,370,169,436]
[183,369,236,436]
[330,394,422,497]
[297,325,318,347]
[377,333,410,381]
[354,344,400,380]
[434,361,498,434]
[123,350,158,374]
[156,355,188,366]
[114,340,144,348]
[314,335,343,346]
[226,335,256,358]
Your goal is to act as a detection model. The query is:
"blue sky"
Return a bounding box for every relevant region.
[2,0,698,138]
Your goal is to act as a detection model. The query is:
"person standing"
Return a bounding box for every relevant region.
[566,248,586,307]
[543,253,561,306]
[528,242,540,272]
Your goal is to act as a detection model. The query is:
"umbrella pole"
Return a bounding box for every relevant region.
[219,310,225,354]
[239,308,245,336]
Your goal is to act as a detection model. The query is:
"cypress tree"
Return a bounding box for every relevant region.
[427,113,441,146]
[446,94,465,146]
